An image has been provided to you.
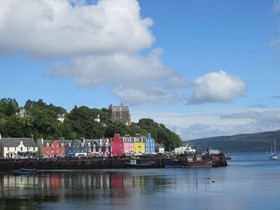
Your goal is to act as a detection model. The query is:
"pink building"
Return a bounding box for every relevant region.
[121,135,134,155]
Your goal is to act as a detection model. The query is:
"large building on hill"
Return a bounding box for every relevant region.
[108,104,131,126]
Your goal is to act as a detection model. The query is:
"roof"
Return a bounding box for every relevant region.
[0,138,37,147]
[42,139,72,145]
[109,104,130,111]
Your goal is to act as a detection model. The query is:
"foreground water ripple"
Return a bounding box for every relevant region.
[0,152,279,210]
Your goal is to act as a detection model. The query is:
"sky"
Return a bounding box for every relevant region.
[1,0,280,141]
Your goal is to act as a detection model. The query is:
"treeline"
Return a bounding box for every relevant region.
[0,98,183,150]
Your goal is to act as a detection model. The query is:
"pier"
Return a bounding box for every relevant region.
[0,154,227,171]
[0,157,166,171]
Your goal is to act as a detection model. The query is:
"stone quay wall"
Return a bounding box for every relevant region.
[0,157,166,171]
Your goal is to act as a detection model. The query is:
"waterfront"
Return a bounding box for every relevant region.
[0,152,280,210]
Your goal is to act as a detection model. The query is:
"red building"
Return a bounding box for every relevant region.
[43,140,66,158]
[110,134,124,156]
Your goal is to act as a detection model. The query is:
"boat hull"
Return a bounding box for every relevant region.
[124,159,153,169]
[181,160,213,168]
[269,155,279,160]
[124,162,153,169]
[13,168,36,176]
[163,159,182,168]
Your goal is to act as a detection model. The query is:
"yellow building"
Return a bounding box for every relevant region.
[134,141,145,154]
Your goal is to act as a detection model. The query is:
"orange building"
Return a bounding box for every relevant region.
[43,140,66,158]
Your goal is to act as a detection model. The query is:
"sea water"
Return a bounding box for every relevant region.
[0,152,280,210]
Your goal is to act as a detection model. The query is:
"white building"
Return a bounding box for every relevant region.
[0,138,38,158]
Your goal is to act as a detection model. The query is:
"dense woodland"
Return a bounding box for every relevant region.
[0,98,183,151]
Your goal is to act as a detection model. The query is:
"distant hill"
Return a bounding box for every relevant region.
[186,130,280,152]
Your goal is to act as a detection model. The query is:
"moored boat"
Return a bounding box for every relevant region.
[13,168,36,176]
[181,160,213,168]
[124,159,153,169]
[269,140,279,160]
[164,158,182,168]
[180,150,228,168]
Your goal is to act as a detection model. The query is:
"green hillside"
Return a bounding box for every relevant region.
[0,98,183,151]
[186,130,280,152]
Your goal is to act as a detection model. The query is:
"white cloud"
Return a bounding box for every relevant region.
[187,71,247,104]
[0,0,154,56]
[47,49,188,104]
[0,0,247,106]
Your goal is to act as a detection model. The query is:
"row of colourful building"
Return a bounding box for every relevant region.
[0,134,164,159]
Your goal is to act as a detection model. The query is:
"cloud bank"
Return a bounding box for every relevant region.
[0,0,246,105]
[0,0,154,56]
[133,108,280,140]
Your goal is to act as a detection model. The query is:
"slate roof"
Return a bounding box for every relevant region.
[0,138,38,147]
[42,139,72,146]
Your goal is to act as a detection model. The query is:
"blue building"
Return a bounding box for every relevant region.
[145,133,156,154]
[65,140,87,157]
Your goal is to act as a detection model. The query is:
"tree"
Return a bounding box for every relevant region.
[68,106,105,139]
[137,118,183,151]
[105,121,128,137]
[0,98,19,117]
[0,116,26,137]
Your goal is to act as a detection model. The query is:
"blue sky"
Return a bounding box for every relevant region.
[1,0,280,140]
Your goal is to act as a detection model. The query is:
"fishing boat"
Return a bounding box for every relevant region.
[181,160,213,168]
[269,140,279,160]
[124,159,153,169]
[164,158,182,168]
[13,168,37,176]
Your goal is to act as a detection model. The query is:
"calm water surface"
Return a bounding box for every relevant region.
[0,152,280,210]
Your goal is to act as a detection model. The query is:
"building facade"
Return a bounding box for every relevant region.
[121,135,134,155]
[42,140,66,158]
[133,135,145,154]
[108,104,131,126]
[65,140,87,157]
[110,134,124,156]
[0,138,38,158]
[85,139,111,156]
[145,133,156,154]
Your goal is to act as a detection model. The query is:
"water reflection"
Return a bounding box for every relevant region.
[0,169,216,209]
[2,157,278,210]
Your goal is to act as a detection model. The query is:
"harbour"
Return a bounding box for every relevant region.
[0,152,228,172]
[0,152,279,210]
